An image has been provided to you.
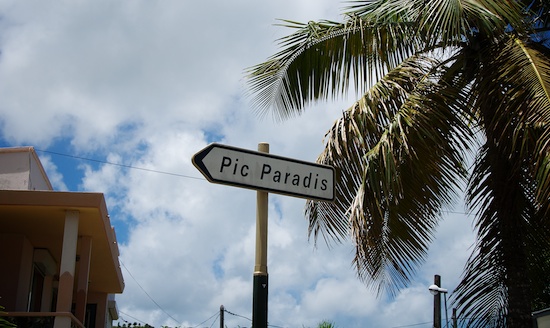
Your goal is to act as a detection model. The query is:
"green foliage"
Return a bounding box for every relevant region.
[0,306,16,328]
[317,320,337,328]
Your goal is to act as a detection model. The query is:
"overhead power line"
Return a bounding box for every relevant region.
[37,148,473,216]
[187,311,219,328]
[120,260,180,325]
[224,308,252,322]
[118,310,150,326]
[36,148,205,180]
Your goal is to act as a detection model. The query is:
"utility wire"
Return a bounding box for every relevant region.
[221,308,284,328]
[120,260,180,325]
[208,313,220,328]
[223,308,252,322]
[36,148,205,181]
[184,311,219,328]
[38,148,475,216]
[119,310,150,326]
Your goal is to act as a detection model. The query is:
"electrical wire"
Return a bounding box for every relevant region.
[120,260,180,325]
[223,308,251,322]
[118,310,151,326]
[36,148,474,217]
[185,311,219,328]
[36,148,205,181]
[208,313,220,328]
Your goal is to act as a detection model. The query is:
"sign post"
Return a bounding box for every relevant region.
[253,142,269,328]
[192,142,335,328]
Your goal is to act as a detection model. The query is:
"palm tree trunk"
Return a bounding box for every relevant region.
[485,137,533,327]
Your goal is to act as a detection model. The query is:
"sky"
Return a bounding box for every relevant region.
[0,1,477,327]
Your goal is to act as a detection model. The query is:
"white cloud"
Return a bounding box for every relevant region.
[38,154,68,191]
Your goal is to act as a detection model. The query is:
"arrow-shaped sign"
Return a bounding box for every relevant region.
[192,143,334,201]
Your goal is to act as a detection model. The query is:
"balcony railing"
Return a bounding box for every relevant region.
[1,311,84,328]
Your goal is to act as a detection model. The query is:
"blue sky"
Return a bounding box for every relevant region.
[0,1,476,327]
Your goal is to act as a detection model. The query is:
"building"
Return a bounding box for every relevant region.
[0,146,124,328]
[534,308,550,328]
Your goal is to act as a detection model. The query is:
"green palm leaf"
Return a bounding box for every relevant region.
[307,55,472,295]
[246,17,422,119]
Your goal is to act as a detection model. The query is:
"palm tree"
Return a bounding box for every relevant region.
[316,320,337,328]
[247,1,550,327]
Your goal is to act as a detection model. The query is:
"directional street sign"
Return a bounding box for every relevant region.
[192,143,335,201]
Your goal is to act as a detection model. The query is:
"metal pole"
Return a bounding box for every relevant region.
[434,275,441,328]
[252,142,269,328]
[452,308,457,328]
[444,293,449,328]
[220,305,224,328]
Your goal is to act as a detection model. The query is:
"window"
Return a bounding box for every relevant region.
[85,304,97,328]
[28,264,44,312]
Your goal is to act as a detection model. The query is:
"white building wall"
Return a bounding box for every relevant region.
[538,315,550,328]
[29,150,52,190]
[0,147,52,191]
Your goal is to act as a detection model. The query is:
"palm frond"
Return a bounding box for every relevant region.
[471,0,525,31]
[307,54,472,295]
[246,16,422,120]
[453,244,508,328]
[453,33,550,325]
[470,35,550,212]
[457,133,545,326]
[347,0,518,45]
